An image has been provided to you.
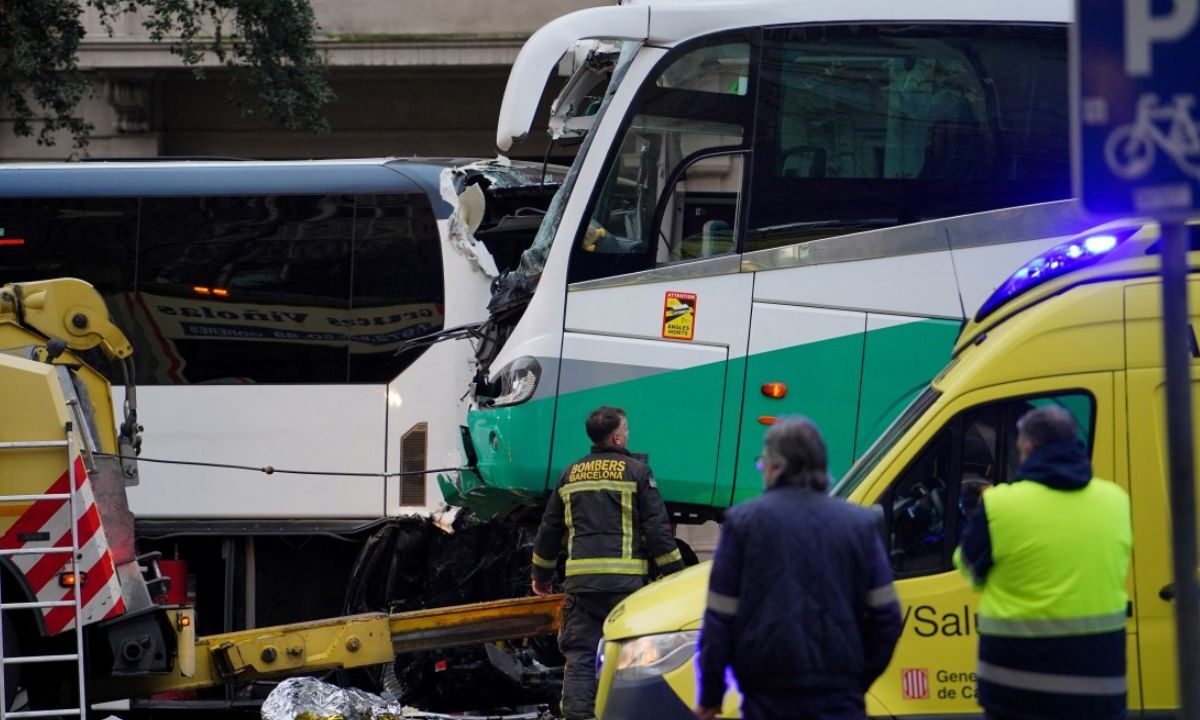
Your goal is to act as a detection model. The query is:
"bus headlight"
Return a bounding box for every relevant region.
[490,357,541,407]
[613,631,697,681]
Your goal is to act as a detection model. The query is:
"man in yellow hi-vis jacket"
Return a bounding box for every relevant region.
[955,406,1132,720]
[532,406,685,720]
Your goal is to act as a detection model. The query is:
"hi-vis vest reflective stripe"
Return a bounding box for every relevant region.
[562,476,642,575]
[558,474,681,576]
[978,478,1131,636]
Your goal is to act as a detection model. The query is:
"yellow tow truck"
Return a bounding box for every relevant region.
[0,278,563,717]
[593,218,1196,718]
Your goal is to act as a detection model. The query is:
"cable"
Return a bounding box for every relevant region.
[540,137,555,189]
[94,452,468,478]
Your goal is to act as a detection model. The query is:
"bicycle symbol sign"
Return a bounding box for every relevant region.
[1076,0,1200,215]
[1105,94,1200,182]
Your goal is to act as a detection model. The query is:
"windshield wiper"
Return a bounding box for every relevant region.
[393,322,486,357]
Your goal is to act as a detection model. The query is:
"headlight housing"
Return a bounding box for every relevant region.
[490,356,541,407]
[613,631,697,681]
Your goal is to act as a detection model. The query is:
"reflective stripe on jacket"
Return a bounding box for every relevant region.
[532,445,684,594]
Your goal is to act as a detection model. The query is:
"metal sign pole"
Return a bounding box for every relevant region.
[1162,220,1200,719]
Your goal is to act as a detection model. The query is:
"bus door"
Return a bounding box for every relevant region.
[554,36,756,510]
[735,286,963,507]
[555,269,753,510]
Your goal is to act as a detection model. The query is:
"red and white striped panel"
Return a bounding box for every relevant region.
[0,456,126,634]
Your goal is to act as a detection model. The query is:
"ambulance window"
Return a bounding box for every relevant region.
[886,432,953,576]
[1000,393,1094,483]
[882,391,1094,577]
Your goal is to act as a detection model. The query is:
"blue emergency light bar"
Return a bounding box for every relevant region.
[974,230,1130,322]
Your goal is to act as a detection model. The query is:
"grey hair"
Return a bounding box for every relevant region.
[763,416,830,492]
[1016,406,1080,447]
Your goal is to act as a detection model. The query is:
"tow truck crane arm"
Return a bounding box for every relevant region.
[0,278,133,360]
[0,278,141,468]
[95,594,563,697]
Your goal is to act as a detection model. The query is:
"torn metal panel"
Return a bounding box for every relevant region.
[548,41,622,143]
[337,514,560,713]
[495,5,650,152]
[441,165,500,278]
[439,159,565,279]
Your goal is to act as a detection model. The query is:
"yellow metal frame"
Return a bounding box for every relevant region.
[95,594,564,698]
[0,279,134,458]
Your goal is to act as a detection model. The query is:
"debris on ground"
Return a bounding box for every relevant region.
[261,677,551,720]
[336,512,561,712]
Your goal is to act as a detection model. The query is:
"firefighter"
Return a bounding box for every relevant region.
[531,405,685,720]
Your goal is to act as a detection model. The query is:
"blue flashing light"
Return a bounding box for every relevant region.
[974,231,1130,322]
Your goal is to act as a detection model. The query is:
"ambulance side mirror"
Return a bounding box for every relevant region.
[869,503,886,545]
[870,503,906,572]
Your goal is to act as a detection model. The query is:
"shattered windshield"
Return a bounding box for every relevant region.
[514,40,643,282]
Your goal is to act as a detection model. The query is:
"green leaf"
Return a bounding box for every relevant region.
[0,0,333,149]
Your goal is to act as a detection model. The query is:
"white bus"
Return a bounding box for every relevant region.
[454,0,1105,529]
[0,158,562,662]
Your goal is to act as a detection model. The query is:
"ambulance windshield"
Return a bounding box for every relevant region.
[834,385,941,498]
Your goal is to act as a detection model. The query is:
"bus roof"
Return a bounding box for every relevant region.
[496,0,1073,152]
[0,158,471,199]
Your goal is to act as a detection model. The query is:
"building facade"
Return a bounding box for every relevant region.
[0,0,606,161]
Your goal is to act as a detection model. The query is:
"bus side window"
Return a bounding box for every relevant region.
[745,24,1069,252]
[348,193,445,383]
[138,195,355,384]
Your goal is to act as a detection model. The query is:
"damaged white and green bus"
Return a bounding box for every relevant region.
[449,0,1105,527]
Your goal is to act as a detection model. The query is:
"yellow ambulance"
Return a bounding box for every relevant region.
[594,217,1194,718]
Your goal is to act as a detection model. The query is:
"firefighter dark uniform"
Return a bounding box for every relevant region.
[533,445,684,719]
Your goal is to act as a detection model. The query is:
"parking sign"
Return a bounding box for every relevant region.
[1075,0,1200,215]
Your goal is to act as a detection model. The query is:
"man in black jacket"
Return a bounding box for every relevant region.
[696,417,903,720]
[532,405,684,720]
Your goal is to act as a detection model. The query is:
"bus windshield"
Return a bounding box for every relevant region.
[511,40,643,285]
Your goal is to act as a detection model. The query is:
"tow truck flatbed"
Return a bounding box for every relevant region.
[95,594,564,697]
